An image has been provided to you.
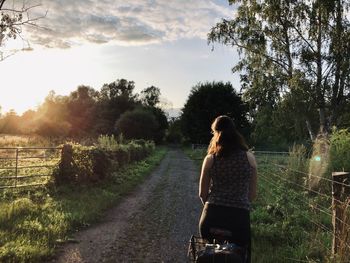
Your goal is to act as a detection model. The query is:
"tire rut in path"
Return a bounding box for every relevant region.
[51,149,201,263]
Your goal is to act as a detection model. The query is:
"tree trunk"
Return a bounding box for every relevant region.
[319,107,326,134]
[316,7,326,134]
[306,119,315,141]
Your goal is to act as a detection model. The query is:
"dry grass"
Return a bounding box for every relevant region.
[337,198,350,262]
[0,134,59,147]
[308,135,330,190]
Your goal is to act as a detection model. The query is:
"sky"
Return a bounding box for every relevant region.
[0,0,240,115]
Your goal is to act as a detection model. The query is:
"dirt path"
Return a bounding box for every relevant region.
[51,149,202,263]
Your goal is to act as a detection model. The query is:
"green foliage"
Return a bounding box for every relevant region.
[165,118,183,144]
[210,0,350,137]
[115,108,159,141]
[328,129,350,172]
[147,107,168,143]
[95,79,138,134]
[55,138,155,185]
[97,134,120,151]
[66,85,99,137]
[181,81,250,144]
[55,143,111,184]
[140,86,161,107]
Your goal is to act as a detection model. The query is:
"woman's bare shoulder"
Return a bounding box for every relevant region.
[204,154,214,161]
[203,154,214,167]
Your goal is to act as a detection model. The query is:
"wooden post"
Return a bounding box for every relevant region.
[332,171,350,255]
[14,148,19,188]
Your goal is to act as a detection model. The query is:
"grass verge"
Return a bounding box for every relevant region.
[0,147,167,263]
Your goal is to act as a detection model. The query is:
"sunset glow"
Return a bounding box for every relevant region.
[0,0,239,115]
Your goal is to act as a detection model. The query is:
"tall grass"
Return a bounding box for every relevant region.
[0,134,60,147]
[286,144,308,185]
[308,135,330,190]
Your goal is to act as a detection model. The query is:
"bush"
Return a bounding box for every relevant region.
[55,143,111,184]
[115,109,158,141]
[328,129,350,172]
[97,134,119,151]
[55,138,155,185]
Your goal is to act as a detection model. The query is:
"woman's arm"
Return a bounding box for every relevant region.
[247,151,257,201]
[199,154,214,205]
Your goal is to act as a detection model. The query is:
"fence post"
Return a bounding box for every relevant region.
[14,148,19,188]
[332,171,350,255]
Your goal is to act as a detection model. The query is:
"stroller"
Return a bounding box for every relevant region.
[187,228,247,263]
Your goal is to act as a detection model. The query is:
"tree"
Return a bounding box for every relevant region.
[35,119,70,138]
[35,91,71,137]
[115,108,158,140]
[0,0,45,60]
[140,86,161,107]
[166,117,183,144]
[19,109,37,134]
[100,79,137,100]
[96,79,138,134]
[66,85,99,137]
[148,106,168,143]
[139,85,168,143]
[209,0,350,137]
[0,109,20,134]
[181,81,249,144]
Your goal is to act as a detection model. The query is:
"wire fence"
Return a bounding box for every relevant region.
[254,150,350,259]
[0,147,62,190]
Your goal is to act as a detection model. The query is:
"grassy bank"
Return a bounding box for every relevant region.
[0,147,167,263]
[252,159,332,263]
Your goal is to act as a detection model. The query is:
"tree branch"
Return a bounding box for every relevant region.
[290,23,316,53]
[1,3,42,13]
[231,38,291,73]
[0,0,5,10]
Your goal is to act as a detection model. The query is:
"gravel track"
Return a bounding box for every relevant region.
[51,149,202,263]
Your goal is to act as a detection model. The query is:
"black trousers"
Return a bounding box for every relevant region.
[199,203,251,263]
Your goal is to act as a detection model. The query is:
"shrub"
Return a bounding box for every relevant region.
[115,109,158,141]
[97,134,119,151]
[328,129,350,173]
[55,138,155,185]
[55,143,111,184]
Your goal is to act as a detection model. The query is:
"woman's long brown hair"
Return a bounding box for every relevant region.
[207,115,248,157]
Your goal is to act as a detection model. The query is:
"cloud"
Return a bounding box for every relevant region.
[22,0,234,48]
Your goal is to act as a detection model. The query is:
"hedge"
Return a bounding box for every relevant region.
[54,140,155,184]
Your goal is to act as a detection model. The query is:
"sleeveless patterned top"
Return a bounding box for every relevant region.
[207,150,252,210]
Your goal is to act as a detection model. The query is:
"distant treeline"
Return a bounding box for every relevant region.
[2,79,349,150]
[0,79,168,143]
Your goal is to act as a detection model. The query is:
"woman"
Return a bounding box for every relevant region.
[198,115,257,263]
